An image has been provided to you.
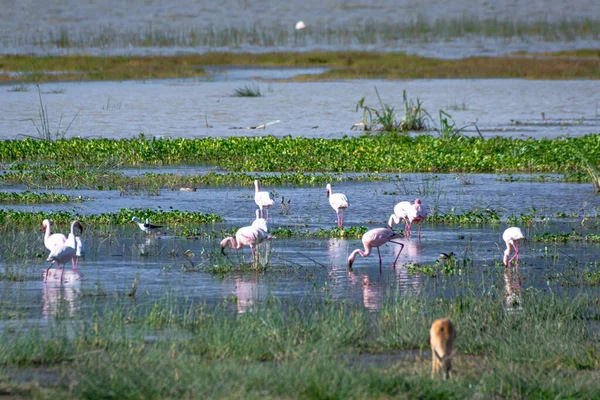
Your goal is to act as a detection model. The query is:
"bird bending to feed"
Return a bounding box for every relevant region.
[430,318,457,380]
[295,21,306,30]
[220,224,275,263]
[42,219,67,251]
[326,183,349,228]
[388,199,428,239]
[254,180,274,220]
[131,217,163,238]
[347,227,404,269]
[502,227,525,268]
[45,220,80,282]
[251,209,268,232]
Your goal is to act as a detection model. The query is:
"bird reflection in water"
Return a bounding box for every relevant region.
[503,267,521,312]
[42,269,81,318]
[235,278,259,314]
[347,271,381,312]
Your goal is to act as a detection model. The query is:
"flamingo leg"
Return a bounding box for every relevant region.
[509,243,519,265]
[265,208,269,221]
[377,247,382,267]
[340,210,344,228]
[390,240,405,268]
[60,263,65,284]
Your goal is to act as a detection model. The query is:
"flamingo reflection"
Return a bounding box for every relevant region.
[503,267,521,311]
[42,269,81,318]
[235,278,259,314]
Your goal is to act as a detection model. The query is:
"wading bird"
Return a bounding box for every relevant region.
[73,222,85,269]
[347,227,404,269]
[254,180,274,220]
[326,183,349,228]
[220,224,275,263]
[387,199,427,239]
[42,219,67,251]
[132,217,163,238]
[502,227,525,269]
[251,209,268,232]
[45,220,80,282]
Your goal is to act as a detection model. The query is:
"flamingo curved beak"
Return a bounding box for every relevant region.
[221,246,227,256]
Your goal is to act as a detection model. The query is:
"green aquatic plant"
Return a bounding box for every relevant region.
[233,84,262,97]
[0,191,86,204]
[0,134,599,174]
[0,208,223,228]
[533,231,600,243]
[23,85,80,141]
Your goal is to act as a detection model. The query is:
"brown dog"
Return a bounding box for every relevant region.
[429,318,456,379]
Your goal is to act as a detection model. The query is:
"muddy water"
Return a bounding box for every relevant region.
[1,78,599,141]
[0,173,598,323]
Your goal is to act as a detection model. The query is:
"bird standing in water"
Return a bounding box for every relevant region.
[502,227,525,269]
[388,199,427,239]
[347,227,404,270]
[254,180,275,220]
[131,217,163,238]
[326,183,349,228]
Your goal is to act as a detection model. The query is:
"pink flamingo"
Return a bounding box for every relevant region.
[221,225,275,263]
[42,219,67,251]
[254,180,274,220]
[347,227,404,269]
[388,199,427,239]
[45,220,80,282]
[326,183,349,228]
[503,227,525,269]
[251,209,268,232]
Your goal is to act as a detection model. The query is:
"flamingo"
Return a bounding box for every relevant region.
[503,227,525,268]
[132,217,163,238]
[45,220,80,282]
[251,209,268,232]
[42,219,67,251]
[220,225,275,263]
[388,199,428,239]
[254,180,274,220]
[347,227,404,269]
[326,183,349,228]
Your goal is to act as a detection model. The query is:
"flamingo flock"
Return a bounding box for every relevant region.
[40,179,526,282]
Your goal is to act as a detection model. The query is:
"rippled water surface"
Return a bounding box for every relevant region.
[1,172,598,322]
[1,77,599,141]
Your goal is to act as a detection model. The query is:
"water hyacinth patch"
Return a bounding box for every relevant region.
[0,134,599,174]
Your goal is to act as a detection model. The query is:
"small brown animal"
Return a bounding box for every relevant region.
[429,318,456,379]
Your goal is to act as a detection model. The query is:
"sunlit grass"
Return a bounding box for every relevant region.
[2,50,600,84]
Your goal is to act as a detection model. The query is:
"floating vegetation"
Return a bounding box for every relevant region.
[1,134,599,174]
[0,208,223,228]
[533,231,600,243]
[1,167,389,190]
[0,191,87,204]
[428,209,501,224]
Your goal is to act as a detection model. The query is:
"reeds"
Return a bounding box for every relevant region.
[233,84,263,97]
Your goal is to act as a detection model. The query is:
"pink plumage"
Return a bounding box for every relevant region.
[42,219,67,251]
[221,224,275,262]
[254,180,275,220]
[502,227,525,269]
[326,183,349,228]
[388,199,427,239]
[347,227,404,269]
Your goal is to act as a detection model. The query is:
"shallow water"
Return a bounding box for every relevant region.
[1,78,599,141]
[0,172,598,323]
[1,0,599,57]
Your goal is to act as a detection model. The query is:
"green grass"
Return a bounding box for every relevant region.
[232,84,263,97]
[2,49,600,84]
[0,283,599,398]
[1,135,599,174]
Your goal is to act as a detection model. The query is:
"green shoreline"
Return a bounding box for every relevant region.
[2,50,600,83]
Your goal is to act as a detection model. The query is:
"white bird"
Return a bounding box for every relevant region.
[388,199,428,239]
[295,21,306,30]
[132,217,163,238]
[251,209,268,232]
[502,227,525,269]
[220,224,275,263]
[45,220,79,282]
[326,184,349,228]
[254,180,274,220]
[42,219,67,251]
